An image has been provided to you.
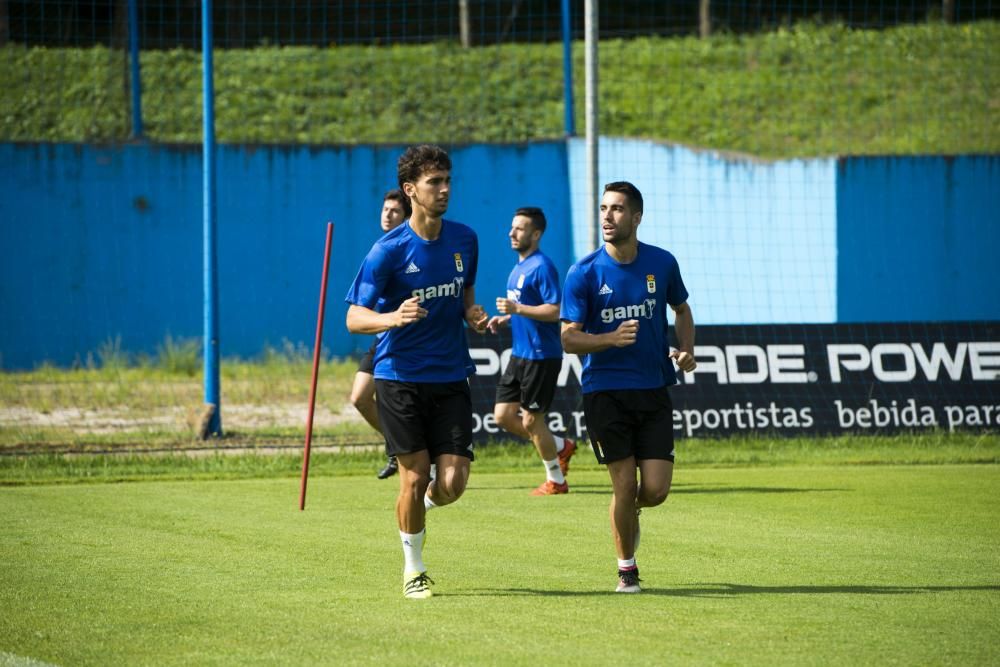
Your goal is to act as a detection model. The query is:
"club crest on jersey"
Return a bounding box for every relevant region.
[454,253,464,272]
[646,274,656,293]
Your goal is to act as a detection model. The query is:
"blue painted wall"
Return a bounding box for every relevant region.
[0,142,572,369]
[567,140,999,326]
[568,138,837,324]
[836,155,1000,322]
[1,141,996,369]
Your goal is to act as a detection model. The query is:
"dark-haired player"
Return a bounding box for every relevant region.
[346,145,487,599]
[487,207,576,495]
[560,181,696,593]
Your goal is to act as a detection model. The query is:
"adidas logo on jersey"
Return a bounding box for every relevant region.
[598,283,613,295]
[405,262,421,274]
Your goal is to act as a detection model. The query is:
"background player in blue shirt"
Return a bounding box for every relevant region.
[347,189,410,481]
[346,145,488,599]
[486,207,578,495]
[560,181,697,594]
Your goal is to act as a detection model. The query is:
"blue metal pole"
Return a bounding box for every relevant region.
[127,0,142,138]
[560,0,576,137]
[202,0,222,435]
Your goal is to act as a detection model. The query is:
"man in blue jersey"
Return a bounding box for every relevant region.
[347,189,410,480]
[560,181,696,594]
[486,207,577,495]
[345,145,488,599]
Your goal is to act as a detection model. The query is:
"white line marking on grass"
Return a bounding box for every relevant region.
[0,652,60,667]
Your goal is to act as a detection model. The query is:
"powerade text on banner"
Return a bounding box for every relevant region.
[465,322,999,443]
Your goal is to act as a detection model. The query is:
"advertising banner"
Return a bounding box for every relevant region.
[467,322,1000,442]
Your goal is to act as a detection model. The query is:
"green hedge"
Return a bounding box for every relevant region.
[1,22,997,157]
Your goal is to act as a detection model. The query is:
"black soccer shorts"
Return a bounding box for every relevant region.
[494,356,562,414]
[374,379,475,461]
[582,385,676,464]
[356,340,377,374]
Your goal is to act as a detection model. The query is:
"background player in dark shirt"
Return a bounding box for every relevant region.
[348,190,410,480]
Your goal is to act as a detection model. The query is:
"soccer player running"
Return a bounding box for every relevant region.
[348,189,411,480]
[560,181,696,594]
[345,145,488,599]
[486,207,577,495]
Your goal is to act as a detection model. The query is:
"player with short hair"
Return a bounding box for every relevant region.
[348,190,411,480]
[487,207,577,495]
[560,181,696,593]
[346,144,488,599]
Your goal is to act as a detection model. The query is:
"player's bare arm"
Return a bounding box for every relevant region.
[495,298,560,322]
[669,301,697,372]
[560,319,639,354]
[346,298,427,334]
[464,287,488,333]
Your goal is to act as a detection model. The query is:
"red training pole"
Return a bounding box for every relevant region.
[300,221,334,510]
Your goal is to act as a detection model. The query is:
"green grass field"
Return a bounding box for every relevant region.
[2,22,997,156]
[2,461,998,665]
[3,360,998,664]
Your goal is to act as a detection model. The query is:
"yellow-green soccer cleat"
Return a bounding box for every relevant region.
[403,571,434,599]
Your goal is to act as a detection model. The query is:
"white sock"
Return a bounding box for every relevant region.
[401,530,426,574]
[424,494,437,511]
[429,463,437,481]
[618,557,636,570]
[544,458,566,484]
[555,438,566,454]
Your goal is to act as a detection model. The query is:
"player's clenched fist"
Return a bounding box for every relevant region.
[495,297,519,315]
[670,349,697,373]
[612,319,639,347]
[466,304,489,333]
[393,296,427,328]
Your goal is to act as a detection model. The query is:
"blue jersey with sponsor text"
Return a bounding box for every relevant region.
[560,242,688,393]
[345,219,479,382]
[506,250,562,360]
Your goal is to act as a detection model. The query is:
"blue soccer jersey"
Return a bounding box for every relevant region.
[345,219,479,383]
[506,250,562,360]
[561,242,689,393]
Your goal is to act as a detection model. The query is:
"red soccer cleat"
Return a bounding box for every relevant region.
[531,480,569,496]
[557,438,577,475]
